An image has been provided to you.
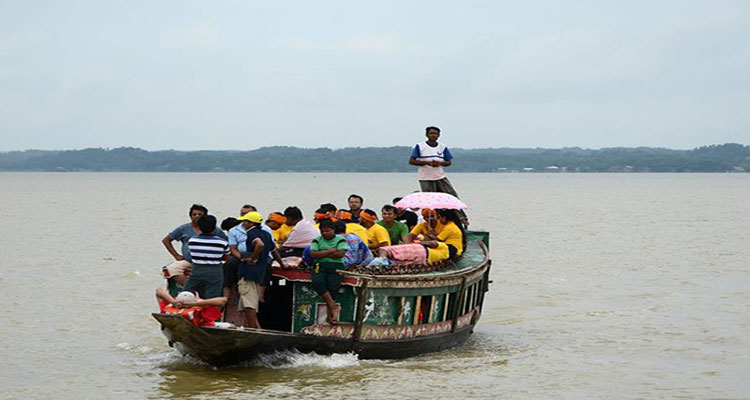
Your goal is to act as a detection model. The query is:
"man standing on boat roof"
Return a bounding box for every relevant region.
[409,126,468,226]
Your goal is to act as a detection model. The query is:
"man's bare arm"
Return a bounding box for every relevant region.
[310,249,336,259]
[242,238,264,264]
[327,249,347,259]
[155,287,176,304]
[161,235,183,261]
[369,241,389,250]
[186,297,228,308]
[229,245,241,260]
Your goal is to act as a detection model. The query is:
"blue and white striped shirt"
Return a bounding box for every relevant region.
[187,234,229,266]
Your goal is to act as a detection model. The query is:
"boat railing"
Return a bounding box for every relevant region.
[338,239,490,282]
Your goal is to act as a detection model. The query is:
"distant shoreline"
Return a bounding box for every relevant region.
[1,144,748,173]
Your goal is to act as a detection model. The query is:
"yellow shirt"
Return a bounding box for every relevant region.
[346,223,368,243]
[276,223,294,243]
[410,221,444,238]
[366,224,391,247]
[437,221,463,255]
[427,242,450,264]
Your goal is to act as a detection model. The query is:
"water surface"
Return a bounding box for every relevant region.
[0,173,748,399]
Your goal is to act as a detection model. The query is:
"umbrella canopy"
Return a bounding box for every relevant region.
[394,192,469,210]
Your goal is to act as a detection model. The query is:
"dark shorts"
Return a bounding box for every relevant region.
[447,244,458,259]
[183,265,223,299]
[223,256,240,288]
[311,261,345,297]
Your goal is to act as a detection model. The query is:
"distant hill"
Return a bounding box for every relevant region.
[0,144,748,172]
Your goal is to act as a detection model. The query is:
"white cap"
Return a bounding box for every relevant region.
[175,291,196,303]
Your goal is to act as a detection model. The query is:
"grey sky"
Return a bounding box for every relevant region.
[1,0,748,151]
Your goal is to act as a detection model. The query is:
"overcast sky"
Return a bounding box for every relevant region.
[1,1,748,151]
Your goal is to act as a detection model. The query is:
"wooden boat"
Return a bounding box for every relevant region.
[152,231,491,367]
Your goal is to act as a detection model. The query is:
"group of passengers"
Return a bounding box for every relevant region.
[157,194,466,328]
[156,125,473,328]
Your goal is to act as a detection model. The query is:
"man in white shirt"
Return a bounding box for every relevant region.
[409,126,468,225]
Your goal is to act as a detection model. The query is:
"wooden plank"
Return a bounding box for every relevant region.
[451,277,467,333]
[414,296,422,325]
[469,284,475,311]
[442,293,449,321]
[397,297,405,325]
[352,280,369,340]
[427,295,435,323]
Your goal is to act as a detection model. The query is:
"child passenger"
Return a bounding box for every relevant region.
[308,219,349,324]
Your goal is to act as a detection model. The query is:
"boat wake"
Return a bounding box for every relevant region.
[116,341,202,366]
[117,341,364,369]
[251,349,361,369]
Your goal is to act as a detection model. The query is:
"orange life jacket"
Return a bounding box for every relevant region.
[161,304,206,327]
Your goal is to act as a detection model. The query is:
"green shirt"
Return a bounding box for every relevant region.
[377,220,409,245]
[309,235,348,263]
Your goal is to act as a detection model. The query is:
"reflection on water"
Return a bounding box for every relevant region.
[1,173,749,399]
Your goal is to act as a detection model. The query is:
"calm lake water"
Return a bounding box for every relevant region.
[1,172,748,399]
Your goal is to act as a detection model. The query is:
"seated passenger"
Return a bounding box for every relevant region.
[407,209,444,243]
[319,203,338,215]
[436,209,467,258]
[278,206,318,257]
[276,221,294,244]
[375,243,427,265]
[309,219,349,324]
[155,287,226,327]
[393,197,419,230]
[374,240,450,265]
[333,221,373,267]
[347,194,364,223]
[314,207,338,227]
[335,209,368,243]
[358,209,391,251]
[421,240,451,264]
[271,206,296,245]
[377,205,410,245]
[265,212,287,242]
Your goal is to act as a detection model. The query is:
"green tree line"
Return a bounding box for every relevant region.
[0,143,748,172]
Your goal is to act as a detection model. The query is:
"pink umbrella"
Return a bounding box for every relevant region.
[394,192,469,210]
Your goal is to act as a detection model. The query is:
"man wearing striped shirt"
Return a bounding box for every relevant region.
[183,214,229,299]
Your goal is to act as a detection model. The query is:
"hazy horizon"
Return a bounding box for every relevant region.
[2,142,747,153]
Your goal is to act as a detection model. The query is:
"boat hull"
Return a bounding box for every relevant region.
[153,232,491,367]
[153,312,477,367]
